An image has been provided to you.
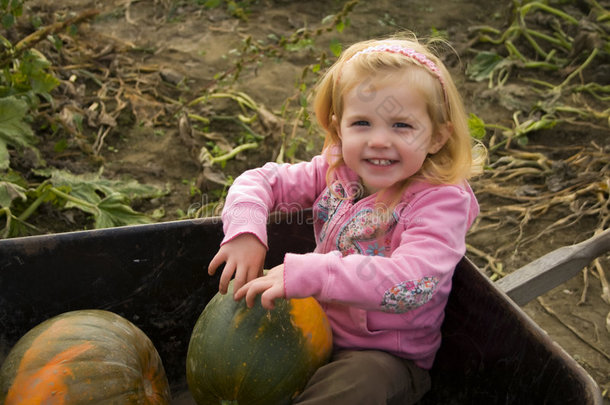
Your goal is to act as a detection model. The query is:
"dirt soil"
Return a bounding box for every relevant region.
[10,0,610,402]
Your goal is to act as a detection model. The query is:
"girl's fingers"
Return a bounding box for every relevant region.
[237,277,283,310]
[207,251,225,276]
[218,260,236,294]
[253,265,265,280]
[233,285,245,301]
[244,281,265,308]
[232,266,247,294]
[260,290,277,310]
[233,278,255,301]
[236,278,267,308]
[233,265,264,299]
[235,265,284,308]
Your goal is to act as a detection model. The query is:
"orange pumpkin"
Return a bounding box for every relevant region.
[0,309,171,404]
[186,282,333,405]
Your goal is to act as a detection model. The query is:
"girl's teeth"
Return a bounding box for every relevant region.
[369,159,392,166]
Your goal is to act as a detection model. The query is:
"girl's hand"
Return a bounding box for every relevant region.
[208,233,266,295]
[234,264,285,310]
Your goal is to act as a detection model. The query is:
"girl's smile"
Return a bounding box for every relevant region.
[365,159,396,166]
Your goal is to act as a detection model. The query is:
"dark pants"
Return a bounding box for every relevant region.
[293,350,431,405]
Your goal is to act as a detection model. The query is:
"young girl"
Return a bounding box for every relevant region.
[208,34,484,404]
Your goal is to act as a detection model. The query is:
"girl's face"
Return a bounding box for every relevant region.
[337,73,448,196]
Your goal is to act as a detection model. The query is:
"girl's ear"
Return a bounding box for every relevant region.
[427,123,452,154]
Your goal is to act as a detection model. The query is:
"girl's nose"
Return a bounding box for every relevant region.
[367,129,391,148]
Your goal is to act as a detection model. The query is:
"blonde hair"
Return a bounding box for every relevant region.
[314,33,485,200]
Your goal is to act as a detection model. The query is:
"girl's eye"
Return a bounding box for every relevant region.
[394,122,414,129]
[352,120,370,126]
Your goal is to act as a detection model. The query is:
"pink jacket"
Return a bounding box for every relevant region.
[220,153,479,369]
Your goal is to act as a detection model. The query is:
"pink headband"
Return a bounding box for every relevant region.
[345,44,449,108]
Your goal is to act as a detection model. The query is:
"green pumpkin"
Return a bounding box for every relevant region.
[0,309,171,404]
[186,283,333,405]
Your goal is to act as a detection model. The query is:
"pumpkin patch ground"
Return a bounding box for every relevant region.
[2,0,609,402]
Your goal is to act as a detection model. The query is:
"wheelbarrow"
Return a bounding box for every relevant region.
[0,210,606,404]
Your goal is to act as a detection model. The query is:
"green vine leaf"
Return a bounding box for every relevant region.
[34,168,166,229]
[468,113,487,140]
[329,38,342,57]
[13,49,60,102]
[0,180,26,209]
[0,96,36,149]
[466,51,505,82]
[95,193,152,228]
[0,139,8,170]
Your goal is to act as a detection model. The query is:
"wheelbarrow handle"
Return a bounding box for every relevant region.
[495,228,610,306]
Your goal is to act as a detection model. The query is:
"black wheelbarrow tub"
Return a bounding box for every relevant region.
[0,211,602,404]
